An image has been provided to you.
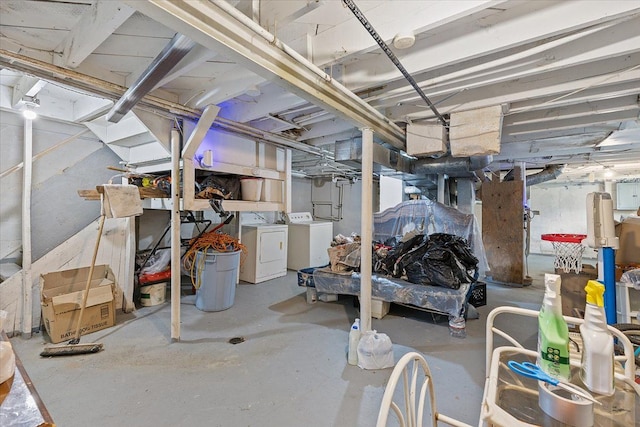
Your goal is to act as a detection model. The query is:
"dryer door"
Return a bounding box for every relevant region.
[257,228,287,279]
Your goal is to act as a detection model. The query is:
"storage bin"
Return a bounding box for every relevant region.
[260,179,282,202]
[297,267,317,288]
[469,282,487,307]
[140,282,166,307]
[194,250,241,312]
[240,177,263,201]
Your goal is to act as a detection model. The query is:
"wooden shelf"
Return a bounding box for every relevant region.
[142,197,284,212]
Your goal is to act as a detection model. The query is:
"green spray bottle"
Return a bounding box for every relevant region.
[537,273,570,381]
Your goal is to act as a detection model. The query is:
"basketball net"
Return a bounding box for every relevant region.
[551,241,585,274]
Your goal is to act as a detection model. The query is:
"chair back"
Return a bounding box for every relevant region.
[376,352,473,427]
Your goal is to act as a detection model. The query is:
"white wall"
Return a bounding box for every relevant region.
[290,176,379,238]
[379,175,403,212]
[0,112,120,261]
[529,182,601,258]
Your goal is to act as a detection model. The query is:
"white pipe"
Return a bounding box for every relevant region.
[211,1,403,139]
[170,128,181,341]
[360,127,373,333]
[21,117,33,337]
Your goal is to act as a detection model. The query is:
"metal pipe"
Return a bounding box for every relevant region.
[342,0,448,126]
[523,164,565,186]
[107,33,196,123]
[213,0,402,138]
[413,155,492,176]
[0,49,327,158]
[128,0,405,148]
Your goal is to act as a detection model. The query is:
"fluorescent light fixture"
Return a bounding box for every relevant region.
[20,95,40,119]
[393,31,415,49]
[23,108,37,120]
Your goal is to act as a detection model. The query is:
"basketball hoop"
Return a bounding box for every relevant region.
[541,234,587,274]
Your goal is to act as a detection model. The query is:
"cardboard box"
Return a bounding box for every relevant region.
[449,105,503,156]
[40,265,116,344]
[615,216,640,265]
[406,123,447,157]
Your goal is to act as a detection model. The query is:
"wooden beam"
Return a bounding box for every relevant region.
[55,1,135,68]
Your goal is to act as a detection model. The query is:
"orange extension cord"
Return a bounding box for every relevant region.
[183,231,247,289]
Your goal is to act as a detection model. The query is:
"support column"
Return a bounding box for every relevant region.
[360,127,373,333]
[22,117,33,337]
[437,174,447,205]
[170,128,181,341]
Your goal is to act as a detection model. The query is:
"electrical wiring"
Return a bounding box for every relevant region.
[183,231,247,289]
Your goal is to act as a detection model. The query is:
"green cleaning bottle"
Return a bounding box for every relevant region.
[537,273,570,381]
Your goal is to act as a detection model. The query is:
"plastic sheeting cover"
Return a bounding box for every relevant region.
[312,200,487,317]
[313,268,470,317]
[373,199,488,277]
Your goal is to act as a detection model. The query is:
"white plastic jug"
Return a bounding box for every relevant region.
[357,330,394,370]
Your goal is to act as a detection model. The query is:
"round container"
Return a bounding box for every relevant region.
[240,177,263,201]
[194,250,241,312]
[538,381,594,427]
[140,283,166,307]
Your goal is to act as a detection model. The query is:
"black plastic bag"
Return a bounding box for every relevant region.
[404,233,478,289]
[377,234,426,277]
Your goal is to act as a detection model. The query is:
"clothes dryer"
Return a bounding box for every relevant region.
[239,223,288,284]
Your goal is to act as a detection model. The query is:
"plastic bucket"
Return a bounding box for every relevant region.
[240,178,263,201]
[260,179,282,202]
[140,283,166,307]
[194,250,241,312]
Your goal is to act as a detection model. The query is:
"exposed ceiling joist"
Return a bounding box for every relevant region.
[124,0,406,149]
[54,1,135,69]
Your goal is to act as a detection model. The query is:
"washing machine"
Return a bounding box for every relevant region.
[286,212,334,271]
[239,222,288,284]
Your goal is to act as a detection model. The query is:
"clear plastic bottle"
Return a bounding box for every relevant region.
[448,316,466,338]
[537,273,570,381]
[580,280,614,395]
[348,318,361,365]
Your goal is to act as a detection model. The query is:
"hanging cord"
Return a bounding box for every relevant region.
[183,231,247,289]
[342,0,448,126]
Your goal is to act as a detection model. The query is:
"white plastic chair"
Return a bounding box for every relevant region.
[376,351,473,427]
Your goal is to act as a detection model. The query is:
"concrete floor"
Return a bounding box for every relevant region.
[10,254,562,426]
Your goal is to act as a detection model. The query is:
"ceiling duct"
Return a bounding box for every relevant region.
[412,155,492,177]
[335,138,413,174]
[504,164,565,186]
[107,33,196,123]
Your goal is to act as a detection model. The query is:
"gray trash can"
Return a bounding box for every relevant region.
[194,250,241,311]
